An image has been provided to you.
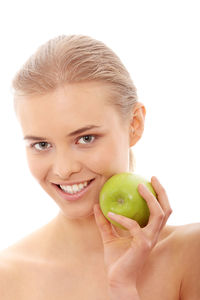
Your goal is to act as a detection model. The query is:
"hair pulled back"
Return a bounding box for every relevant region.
[12,35,138,171]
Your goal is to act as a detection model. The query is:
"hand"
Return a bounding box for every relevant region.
[93,176,172,287]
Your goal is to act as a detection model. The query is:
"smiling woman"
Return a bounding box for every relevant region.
[0,35,199,300]
[13,35,138,172]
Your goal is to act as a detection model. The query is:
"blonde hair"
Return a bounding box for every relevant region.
[12,35,138,171]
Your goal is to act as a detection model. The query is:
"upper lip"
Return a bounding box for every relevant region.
[52,178,95,186]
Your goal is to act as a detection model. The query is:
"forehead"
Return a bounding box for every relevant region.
[15,82,123,133]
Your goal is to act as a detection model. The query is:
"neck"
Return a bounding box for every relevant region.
[44,210,131,264]
[51,210,104,256]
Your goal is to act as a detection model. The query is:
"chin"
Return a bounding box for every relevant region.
[60,205,95,220]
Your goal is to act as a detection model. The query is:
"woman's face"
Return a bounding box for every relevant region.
[16,81,132,219]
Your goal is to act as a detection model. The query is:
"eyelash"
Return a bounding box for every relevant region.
[30,134,98,152]
[30,141,51,151]
[76,134,96,145]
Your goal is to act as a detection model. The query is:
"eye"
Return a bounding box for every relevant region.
[77,135,95,144]
[31,142,51,151]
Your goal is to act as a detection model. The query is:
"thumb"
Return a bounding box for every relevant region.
[93,204,116,244]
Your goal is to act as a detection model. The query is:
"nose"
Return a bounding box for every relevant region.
[52,148,81,179]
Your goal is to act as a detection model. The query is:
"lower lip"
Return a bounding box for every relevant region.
[52,179,95,202]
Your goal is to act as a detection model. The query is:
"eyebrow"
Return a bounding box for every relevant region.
[23,125,101,141]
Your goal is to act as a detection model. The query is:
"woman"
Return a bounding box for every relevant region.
[0,35,199,299]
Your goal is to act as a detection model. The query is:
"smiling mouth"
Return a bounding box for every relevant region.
[56,179,95,194]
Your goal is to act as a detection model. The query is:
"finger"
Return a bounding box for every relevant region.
[107,212,152,252]
[138,183,164,237]
[151,176,173,226]
[93,204,116,243]
[107,211,142,238]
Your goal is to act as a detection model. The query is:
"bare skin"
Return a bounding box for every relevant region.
[1,82,199,299]
[0,220,200,299]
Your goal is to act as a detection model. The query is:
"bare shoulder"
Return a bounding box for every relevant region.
[164,222,200,254]
[157,223,200,270]
[0,220,55,299]
[0,250,20,299]
[173,222,200,265]
[170,222,200,247]
[169,223,200,299]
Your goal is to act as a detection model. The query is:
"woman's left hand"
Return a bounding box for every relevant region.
[93,176,172,287]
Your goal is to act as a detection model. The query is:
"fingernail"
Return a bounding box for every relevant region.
[108,212,116,217]
[152,176,158,182]
[139,183,146,189]
[93,204,100,213]
[93,204,98,210]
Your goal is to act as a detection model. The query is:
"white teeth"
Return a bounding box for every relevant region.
[66,186,73,194]
[78,183,84,189]
[59,180,91,194]
[72,184,79,193]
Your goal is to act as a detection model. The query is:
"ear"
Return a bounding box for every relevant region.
[129,102,146,147]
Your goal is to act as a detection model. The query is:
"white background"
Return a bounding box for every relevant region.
[0,0,199,250]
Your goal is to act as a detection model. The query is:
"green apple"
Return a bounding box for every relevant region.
[99,172,157,230]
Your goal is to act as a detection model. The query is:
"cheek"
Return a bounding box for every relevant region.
[84,138,129,175]
[26,153,48,183]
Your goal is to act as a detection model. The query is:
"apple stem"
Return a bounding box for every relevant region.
[118,198,124,204]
